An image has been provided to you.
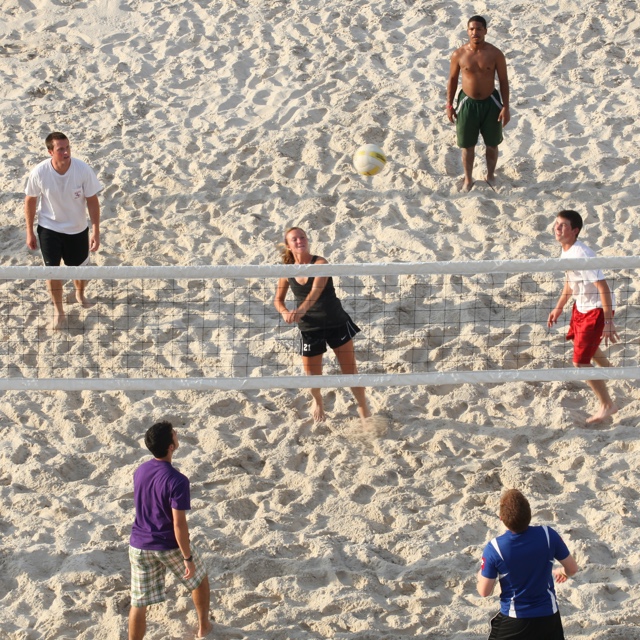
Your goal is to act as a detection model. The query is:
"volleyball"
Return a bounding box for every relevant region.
[353,144,387,176]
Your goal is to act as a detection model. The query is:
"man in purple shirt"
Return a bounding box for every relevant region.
[128,421,212,639]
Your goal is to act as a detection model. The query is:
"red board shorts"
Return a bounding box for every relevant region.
[566,304,607,365]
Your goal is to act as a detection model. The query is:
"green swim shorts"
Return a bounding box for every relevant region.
[456,89,503,149]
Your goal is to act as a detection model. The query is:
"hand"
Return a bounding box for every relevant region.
[553,568,568,583]
[183,559,195,579]
[547,308,562,328]
[446,105,457,123]
[26,232,38,251]
[90,230,100,252]
[283,308,305,324]
[498,106,510,127]
[603,320,619,346]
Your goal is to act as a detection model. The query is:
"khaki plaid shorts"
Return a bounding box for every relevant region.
[129,546,207,607]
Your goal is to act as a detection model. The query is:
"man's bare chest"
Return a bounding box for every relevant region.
[460,51,496,73]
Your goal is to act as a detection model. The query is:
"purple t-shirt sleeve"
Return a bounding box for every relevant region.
[170,473,191,511]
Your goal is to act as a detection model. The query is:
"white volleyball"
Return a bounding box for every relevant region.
[353,144,387,176]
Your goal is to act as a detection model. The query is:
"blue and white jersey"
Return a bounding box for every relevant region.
[481,525,570,618]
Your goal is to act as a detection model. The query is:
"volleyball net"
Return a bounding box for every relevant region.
[0,258,638,391]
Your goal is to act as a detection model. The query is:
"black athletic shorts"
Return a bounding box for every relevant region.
[37,225,90,267]
[299,319,361,357]
[488,611,565,640]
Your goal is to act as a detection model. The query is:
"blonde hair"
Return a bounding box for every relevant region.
[280,226,306,264]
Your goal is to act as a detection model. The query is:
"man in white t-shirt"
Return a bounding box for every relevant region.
[24,132,103,329]
[547,210,618,423]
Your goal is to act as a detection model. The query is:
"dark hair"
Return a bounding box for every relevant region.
[557,209,583,233]
[500,489,531,533]
[280,227,306,265]
[144,421,175,458]
[468,15,487,28]
[45,132,69,151]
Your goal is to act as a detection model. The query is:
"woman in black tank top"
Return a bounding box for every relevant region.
[274,227,371,426]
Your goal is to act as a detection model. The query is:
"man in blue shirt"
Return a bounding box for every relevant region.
[128,421,212,639]
[477,489,579,639]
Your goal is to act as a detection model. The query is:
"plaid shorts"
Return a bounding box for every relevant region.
[129,546,207,607]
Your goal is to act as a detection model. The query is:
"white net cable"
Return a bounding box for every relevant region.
[1,257,638,391]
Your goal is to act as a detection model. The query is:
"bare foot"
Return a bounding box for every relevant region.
[486,173,496,187]
[197,619,213,637]
[461,179,474,192]
[357,405,372,427]
[586,404,618,424]
[50,311,66,330]
[75,291,95,308]
[312,399,326,422]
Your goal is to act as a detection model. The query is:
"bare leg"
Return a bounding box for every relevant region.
[461,147,475,191]
[192,575,213,638]
[486,145,499,185]
[575,362,618,423]
[333,340,371,425]
[46,279,66,330]
[128,605,147,640]
[592,346,611,368]
[74,279,94,308]
[302,354,325,422]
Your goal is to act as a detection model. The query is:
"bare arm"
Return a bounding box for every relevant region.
[596,279,618,345]
[495,49,510,126]
[548,280,573,327]
[24,196,38,250]
[172,508,195,579]
[553,554,579,583]
[274,278,297,324]
[86,194,101,252]
[477,570,496,597]
[446,52,461,123]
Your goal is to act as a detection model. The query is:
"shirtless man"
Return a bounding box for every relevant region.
[446,16,510,191]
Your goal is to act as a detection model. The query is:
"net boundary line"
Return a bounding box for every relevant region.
[1,367,638,391]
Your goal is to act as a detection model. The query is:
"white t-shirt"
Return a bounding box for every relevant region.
[561,239,615,313]
[25,158,103,234]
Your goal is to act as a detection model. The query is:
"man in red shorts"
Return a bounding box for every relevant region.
[547,210,619,423]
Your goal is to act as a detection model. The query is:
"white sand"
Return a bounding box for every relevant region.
[1,0,640,638]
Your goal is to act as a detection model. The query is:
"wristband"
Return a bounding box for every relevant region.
[183,555,193,562]
[446,104,454,110]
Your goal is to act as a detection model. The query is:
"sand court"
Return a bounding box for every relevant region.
[1,0,640,638]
